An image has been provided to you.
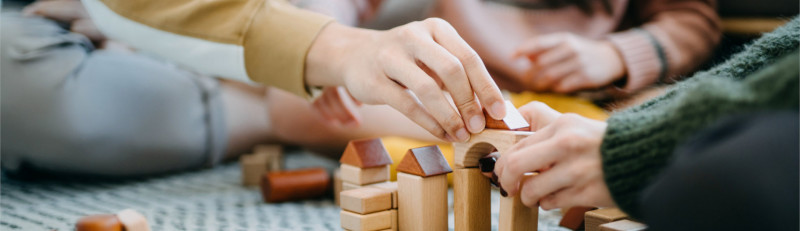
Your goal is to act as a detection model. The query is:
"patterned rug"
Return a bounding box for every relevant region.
[1,151,570,230]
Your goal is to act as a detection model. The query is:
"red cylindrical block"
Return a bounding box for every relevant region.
[260,167,331,203]
[75,214,123,231]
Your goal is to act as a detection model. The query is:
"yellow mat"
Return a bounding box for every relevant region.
[382,92,609,184]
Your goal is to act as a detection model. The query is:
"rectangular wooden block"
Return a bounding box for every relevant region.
[343,182,361,191]
[454,168,491,231]
[585,208,628,231]
[340,164,390,185]
[340,210,392,231]
[499,195,537,231]
[240,153,269,186]
[390,209,398,231]
[453,130,532,167]
[254,144,283,171]
[340,187,392,214]
[599,220,647,231]
[367,181,398,209]
[397,173,448,231]
[334,168,343,206]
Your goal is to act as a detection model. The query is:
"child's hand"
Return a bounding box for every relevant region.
[494,102,616,209]
[312,87,363,127]
[514,33,626,93]
[23,0,108,43]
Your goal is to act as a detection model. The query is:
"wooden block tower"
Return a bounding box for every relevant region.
[337,138,397,230]
[396,145,452,231]
[453,100,538,231]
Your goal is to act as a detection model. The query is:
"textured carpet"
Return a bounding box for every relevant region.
[1,151,570,230]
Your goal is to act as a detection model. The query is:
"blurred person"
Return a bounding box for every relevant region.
[1,1,444,176]
[432,0,721,96]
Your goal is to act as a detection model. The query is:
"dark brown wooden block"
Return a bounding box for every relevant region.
[396,145,452,177]
[260,168,330,203]
[339,138,393,168]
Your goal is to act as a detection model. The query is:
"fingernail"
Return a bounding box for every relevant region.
[479,157,496,173]
[490,102,505,119]
[469,115,483,133]
[456,128,469,142]
[500,188,508,197]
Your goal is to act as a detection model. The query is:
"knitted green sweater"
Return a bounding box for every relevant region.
[601,17,800,218]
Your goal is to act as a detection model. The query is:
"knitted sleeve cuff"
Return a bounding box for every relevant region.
[607,28,667,92]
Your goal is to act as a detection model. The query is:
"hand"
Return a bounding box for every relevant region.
[23,0,108,42]
[494,102,616,209]
[305,18,507,142]
[514,33,626,93]
[312,87,363,126]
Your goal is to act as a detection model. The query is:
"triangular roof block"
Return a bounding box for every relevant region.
[485,100,530,131]
[396,145,452,177]
[339,138,392,168]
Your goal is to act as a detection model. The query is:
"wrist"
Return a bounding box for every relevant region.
[601,41,627,82]
[305,22,373,87]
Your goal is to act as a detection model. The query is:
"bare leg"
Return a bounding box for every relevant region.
[219,80,437,160]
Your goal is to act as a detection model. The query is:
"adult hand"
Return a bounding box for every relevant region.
[514,33,626,93]
[494,102,616,209]
[305,19,507,142]
[312,87,363,127]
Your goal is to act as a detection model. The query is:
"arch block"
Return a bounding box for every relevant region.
[453,129,533,167]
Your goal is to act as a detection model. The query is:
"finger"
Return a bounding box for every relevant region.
[517,101,562,131]
[425,18,506,120]
[553,73,587,94]
[518,164,574,207]
[323,88,355,124]
[533,44,575,67]
[336,87,363,125]
[312,97,337,123]
[532,60,579,91]
[411,39,485,134]
[498,137,565,197]
[71,19,107,42]
[513,34,565,58]
[378,76,450,141]
[386,54,469,142]
[23,1,88,22]
[539,186,586,210]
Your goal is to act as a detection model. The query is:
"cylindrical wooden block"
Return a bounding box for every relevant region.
[260,168,330,203]
[75,214,123,231]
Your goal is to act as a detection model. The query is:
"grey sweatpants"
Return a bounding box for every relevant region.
[1,13,228,176]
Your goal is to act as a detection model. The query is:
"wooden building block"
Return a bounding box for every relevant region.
[340,187,392,214]
[340,164,390,185]
[367,181,398,208]
[599,219,647,231]
[343,181,362,191]
[453,129,532,167]
[499,195,537,231]
[116,209,151,231]
[585,208,629,231]
[76,214,123,231]
[340,138,393,168]
[340,210,392,231]
[390,209,398,231]
[240,153,269,186]
[454,167,491,231]
[397,173,448,231]
[559,207,596,230]
[395,145,452,177]
[334,168,343,206]
[254,144,283,171]
[484,100,530,131]
[260,168,330,203]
